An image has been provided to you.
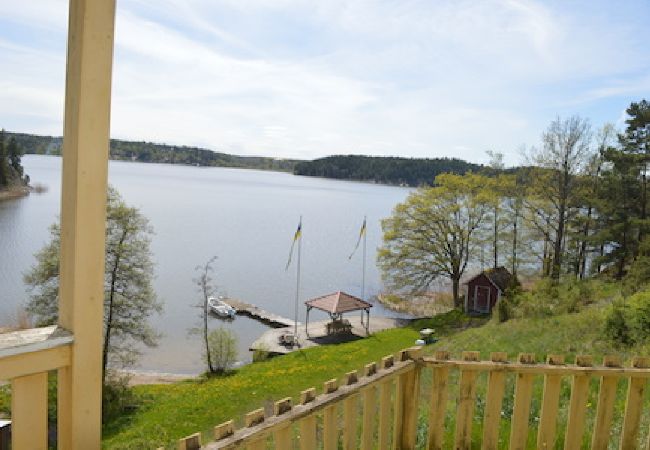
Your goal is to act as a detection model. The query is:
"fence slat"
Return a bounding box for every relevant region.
[343,371,359,450]
[620,357,650,450]
[536,355,564,450]
[393,348,421,450]
[509,354,536,450]
[379,377,393,450]
[481,352,508,450]
[590,356,621,450]
[427,351,450,450]
[563,355,593,450]
[273,398,293,450]
[299,388,317,450]
[454,351,480,450]
[11,372,48,450]
[361,363,378,450]
[178,432,201,450]
[323,379,338,450]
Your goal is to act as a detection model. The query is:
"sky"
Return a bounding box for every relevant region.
[1,0,649,165]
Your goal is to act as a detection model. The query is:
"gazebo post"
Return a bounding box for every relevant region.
[366,308,370,335]
[305,306,311,337]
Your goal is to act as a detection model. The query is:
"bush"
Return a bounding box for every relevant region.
[604,302,633,345]
[207,327,237,374]
[604,290,650,346]
[103,374,138,424]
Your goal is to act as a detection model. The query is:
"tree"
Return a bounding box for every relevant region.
[378,173,490,307]
[524,116,593,280]
[0,130,7,188]
[193,256,221,374]
[7,137,23,177]
[24,187,161,383]
[207,327,237,374]
[594,101,650,277]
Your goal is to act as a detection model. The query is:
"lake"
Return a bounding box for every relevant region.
[0,155,411,374]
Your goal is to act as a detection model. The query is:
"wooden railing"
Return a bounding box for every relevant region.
[177,348,650,450]
[0,326,74,449]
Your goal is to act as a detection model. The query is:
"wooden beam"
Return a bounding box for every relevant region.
[57,0,116,448]
[11,372,48,450]
[0,345,71,380]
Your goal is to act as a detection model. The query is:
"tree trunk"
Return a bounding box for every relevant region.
[203,286,213,373]
[103,231,126,384]
[512,209,518,275]
[493,206,498,268]
[452,277,461,309]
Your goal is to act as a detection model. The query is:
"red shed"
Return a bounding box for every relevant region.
[463,267,513,314]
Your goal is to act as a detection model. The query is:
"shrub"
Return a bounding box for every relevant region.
[102,374,138,424]
[604,302,633,345]
[604,290,650,346]
[207,327,237,374]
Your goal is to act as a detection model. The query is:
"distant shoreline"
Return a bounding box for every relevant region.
[0,186,29,202]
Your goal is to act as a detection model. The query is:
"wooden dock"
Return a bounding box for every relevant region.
[225,298,297,328]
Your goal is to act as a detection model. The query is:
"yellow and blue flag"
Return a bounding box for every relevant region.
[285,219,302,270]
[348,217,366,260]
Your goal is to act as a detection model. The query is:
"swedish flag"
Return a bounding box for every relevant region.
[285,219,302,270]
[348,217,366,260]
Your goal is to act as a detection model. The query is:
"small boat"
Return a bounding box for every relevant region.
[208,297,236,318]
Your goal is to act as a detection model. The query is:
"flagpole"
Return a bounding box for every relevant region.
[294,216,302,343]
[362,215,366,301]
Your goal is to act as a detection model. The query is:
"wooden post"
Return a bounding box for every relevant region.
[481,352,508,450]
[244,409,266,450]
[427,351,450,450]
[361,363,378,450]
[273,398,293,449]
[591,356,621,450]
[57,0,116,448]
[509,353,536,450]
[378,355,394,450]
[178,433,201,450]
[343,371,359,450]
[621,357,650,449]
[323,379,338,450]
[393,348,421,450]
[11,372,48,450]
[537,355,565,449]
[298,388,317,450]
[454,351,480,450]
[563,355,593,450]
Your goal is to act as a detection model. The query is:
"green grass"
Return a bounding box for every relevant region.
[101,327,419,449]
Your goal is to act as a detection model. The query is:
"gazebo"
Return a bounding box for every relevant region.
[305,291,372,336]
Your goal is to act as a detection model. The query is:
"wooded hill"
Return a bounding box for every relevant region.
[10,131,486,185]
[8,132,299,172]
[294,154,483,186]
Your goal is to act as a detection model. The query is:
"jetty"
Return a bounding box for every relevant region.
[225,298,297,328]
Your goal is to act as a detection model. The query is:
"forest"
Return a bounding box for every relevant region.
[379,99,650,306]
[294,154,483,186]
[7,132,299,172]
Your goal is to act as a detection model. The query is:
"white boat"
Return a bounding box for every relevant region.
[208,297,236,318]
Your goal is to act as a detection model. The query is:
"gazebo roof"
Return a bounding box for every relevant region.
[305,291,372,314]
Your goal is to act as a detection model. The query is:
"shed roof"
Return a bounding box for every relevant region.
[465,266,514,292]
[305,291,372,314]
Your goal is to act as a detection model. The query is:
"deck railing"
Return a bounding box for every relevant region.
[0,326,74,449]
[177,347,650,450]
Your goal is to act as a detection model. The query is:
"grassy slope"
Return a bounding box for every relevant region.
[102,327,419,449]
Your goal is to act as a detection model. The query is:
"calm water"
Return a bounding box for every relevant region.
[0,155,411,373]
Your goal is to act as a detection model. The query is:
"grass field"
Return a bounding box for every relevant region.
[101,327,420,449]
[4,280,647,449]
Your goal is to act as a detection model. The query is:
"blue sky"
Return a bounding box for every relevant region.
[1,0,649,164]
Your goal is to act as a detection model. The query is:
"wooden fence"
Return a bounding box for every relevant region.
[177,347,650,450]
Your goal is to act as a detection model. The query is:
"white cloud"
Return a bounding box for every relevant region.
[1,0,649,164]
